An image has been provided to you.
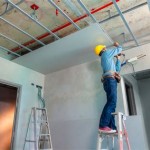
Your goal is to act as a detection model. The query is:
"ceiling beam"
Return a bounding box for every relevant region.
[5,0,60,40]
[112,0,139,46]
[47,0,80,30]
[0,46,21,57]
[0,33,32,52]
[77,0,113,43]
[0,0,24,16]
[99,2,147,24]
[0,16,46,46]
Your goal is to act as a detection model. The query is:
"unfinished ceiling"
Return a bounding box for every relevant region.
[0,0,150,60]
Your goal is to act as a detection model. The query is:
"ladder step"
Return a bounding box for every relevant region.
[99,132,126,136]
[39,149,52,150]
[39,139,50,141]
[98,112,131,150]
[40,134,50,136]
[36,108,46,111]
[25,140,36,142]
[99,132,118,137]
[112,112,124,116]
[31,121,48,124]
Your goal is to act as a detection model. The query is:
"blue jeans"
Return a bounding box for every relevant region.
[99,78,117,130]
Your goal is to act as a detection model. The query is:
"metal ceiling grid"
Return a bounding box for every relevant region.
[0,16,46,45]
[6,0,60,40]
[47,0,80,30]
[0,0,149,60]
[0,0,83,57]
[0,0,24,16]
[0,45,21,56]
[112,0,139,46]
[96,1,148,48]
[77,0,113,44]
[0,0,116,57]
[0,32,32,52]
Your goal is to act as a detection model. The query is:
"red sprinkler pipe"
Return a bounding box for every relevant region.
[12,0,120,52]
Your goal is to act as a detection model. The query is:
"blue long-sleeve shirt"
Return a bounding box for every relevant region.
[101,46,122,76]
[116,59,121,73]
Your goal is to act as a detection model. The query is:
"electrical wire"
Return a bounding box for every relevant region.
[37,86,45,108]
[118,54,136,76]
[128,62,136,77]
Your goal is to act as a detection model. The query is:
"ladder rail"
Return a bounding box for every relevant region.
[33,107,38,150]
[122,118,131,150]
[118,112,124,150]
[23,108,34,150]
[24,107,53,150]
[45,109,53,149]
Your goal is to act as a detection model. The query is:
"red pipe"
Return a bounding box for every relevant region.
[12,0,120,52]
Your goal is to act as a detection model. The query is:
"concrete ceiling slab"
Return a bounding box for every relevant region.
[1,0,149,55]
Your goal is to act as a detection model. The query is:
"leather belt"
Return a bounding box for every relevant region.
[101,75,115,83]
[103,75,115,79]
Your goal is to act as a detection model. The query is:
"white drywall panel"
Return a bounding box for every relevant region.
[13,23,113,74]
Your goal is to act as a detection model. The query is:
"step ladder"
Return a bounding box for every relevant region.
[97,112,131,150]
[23,107,53,150]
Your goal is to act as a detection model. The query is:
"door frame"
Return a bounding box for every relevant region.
[124,78,137,115]
[0,79,22,150]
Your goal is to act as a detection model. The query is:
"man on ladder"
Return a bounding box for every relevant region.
[94,42,123,133]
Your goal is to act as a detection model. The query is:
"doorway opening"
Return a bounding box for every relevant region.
[124,79,137,116]
[0,81,20,150]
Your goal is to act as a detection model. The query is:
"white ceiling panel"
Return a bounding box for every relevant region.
[13,23,113,74]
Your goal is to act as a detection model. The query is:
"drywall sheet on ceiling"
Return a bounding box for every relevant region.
[13,23,113,74]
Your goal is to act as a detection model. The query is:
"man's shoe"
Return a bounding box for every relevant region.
[99,127,116,134]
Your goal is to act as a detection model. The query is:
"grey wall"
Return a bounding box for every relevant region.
[44,43,150,150]
[138,78,150,149]
[44,60,104,150]
[44,60,148,150]
[120,74,148,150]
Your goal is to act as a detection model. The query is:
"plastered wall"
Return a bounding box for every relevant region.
[121,74,148,150]
[138,78,150,149]
[44,60,104,150]
[44,43,150,150]
[0,57,45,150]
